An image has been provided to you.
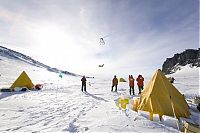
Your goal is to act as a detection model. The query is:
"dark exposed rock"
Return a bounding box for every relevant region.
[162,49,200,74]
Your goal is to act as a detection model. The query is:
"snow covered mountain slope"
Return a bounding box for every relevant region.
[0,46,77,76]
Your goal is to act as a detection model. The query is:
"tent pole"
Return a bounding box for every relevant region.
[170,96,180,131]
[149,112,153,121]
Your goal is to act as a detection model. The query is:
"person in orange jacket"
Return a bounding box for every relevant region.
[136,74,144,94]
[111,75,118,92]
[129,75,135,95]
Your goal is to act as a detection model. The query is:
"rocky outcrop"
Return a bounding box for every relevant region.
[162,49,200,74]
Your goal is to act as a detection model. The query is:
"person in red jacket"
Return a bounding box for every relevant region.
[136,74,144,94]
[81,76,87,92]
[129,75,134,95]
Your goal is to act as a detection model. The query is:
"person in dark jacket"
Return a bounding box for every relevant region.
[81,76,87,92]
[170,77,175,83]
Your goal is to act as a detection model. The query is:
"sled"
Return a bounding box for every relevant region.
[194,96,200,105]
[184,121,200,133]
[0,88,12,92]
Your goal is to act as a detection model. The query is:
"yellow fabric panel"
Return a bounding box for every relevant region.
[10,71,34,89]
[119,98,129,109]
[137,69,190,120]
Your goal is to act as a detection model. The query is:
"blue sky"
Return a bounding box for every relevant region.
[0,0,198,78]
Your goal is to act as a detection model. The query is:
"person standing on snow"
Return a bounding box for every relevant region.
[111,75,118,92]
[136,74,144,94]
[129,75,135,95]
[81,76,87,92]
[170,77,175,83]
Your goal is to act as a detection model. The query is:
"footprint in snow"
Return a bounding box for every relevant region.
[18,109,24,112]
[82,127,89,131]
[82,112,86,116]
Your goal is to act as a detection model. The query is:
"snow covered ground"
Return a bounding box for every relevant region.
[168,65,199,98]
[0,56,199,132]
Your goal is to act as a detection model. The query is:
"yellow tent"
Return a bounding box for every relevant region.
[10,71,34,90]
[118,78,126,82]
[137,69,190,121]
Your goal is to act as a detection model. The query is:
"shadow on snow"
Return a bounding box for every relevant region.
[84,92,108,102]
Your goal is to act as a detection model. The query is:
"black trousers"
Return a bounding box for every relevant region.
[81,84,86,92]
[129,86,134,95]
[111,85,117,92]
[138,86,143,94]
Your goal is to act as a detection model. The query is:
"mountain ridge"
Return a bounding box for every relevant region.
[0,45,78,76]
[162,48,200,74]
